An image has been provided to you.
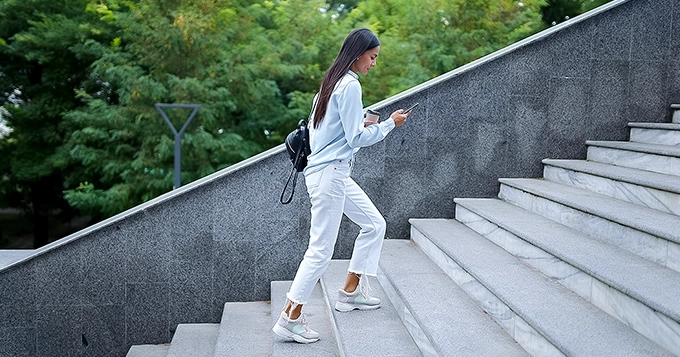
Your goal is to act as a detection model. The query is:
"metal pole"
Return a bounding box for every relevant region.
[154,104,201,189]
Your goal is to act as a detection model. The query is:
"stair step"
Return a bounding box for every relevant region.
[453,198,680,353]
[320,260,422,357]
[672,104,680,123]
[125,344,170,357]
[628,122,680,146]
[0,250,35,270]
[542,159,680,215]
[270,281,339,357]
[409,218,675,357]
[166,324,219,357]
[497,178,680,272]
[379,239,528,357]
[586,140,680,176]
[213,301,271,357]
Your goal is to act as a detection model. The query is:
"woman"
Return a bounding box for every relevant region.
[272,28,409,344]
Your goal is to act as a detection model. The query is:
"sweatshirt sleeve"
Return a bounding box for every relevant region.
[338,80,396,149]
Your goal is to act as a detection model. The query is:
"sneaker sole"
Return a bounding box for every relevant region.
[334,301,381,312]
[272,324,320,344]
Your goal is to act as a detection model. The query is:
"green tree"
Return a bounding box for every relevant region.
[63,0,303,217]
[541,0,613,26]
[0,0,116,247]
[336,0,547,104]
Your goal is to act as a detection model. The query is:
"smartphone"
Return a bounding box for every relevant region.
[403,102,420,114]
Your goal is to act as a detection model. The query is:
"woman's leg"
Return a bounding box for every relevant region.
[333,178,385,312]
[285,161,350,307]
[342,271,361,293]
[274,161,352,343]
[287,160,350,306]
[342,177,386,277]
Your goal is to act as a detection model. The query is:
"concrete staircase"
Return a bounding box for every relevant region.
[127,107,680,356]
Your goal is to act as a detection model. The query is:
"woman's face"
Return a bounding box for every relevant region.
[351,46,380,76]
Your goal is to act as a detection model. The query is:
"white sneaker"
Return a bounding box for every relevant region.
[272,311,320,344]
[335,288,381,312]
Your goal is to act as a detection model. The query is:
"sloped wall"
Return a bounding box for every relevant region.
[1,0,678,355]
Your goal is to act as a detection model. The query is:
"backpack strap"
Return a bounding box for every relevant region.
[280,142,305,204]
[280,102,315,204]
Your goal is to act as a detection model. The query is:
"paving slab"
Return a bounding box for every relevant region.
[321,260,422,357]
[214,301,272,357]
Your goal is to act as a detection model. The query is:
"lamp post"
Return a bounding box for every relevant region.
[154,103,201,189]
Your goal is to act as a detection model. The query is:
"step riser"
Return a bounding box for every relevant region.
[376,271,439,357]
[587,146,680,176]
[630,128,680,146]
[454,205,592,300]
[166,324,219,357]
[215,302,272,357]
[455,204,680,354]
[380,239,529,356]
[319,261,423,357]
[498,184,680,273]
[410,226,565,357]
[125,345,170,357]
[543,165,680,216]
[674,110,680,124]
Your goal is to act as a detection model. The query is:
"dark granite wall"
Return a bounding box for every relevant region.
[1,0,679,355]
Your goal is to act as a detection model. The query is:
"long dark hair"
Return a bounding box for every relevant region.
[312,28,380,129]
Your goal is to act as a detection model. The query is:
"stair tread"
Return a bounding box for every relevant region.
[166,324,220,357]
[320,260,423,357]
[586,140,680,157]
[0,250,35,270]
[125,344,170,357]
[380,240,528,356]
[453,198,680,323]
[270,281,339,357]
[498,177,680,243]
[409,218,674,357]
[214,301,271,357]
[628,122,680,131]
[542,159,680,194]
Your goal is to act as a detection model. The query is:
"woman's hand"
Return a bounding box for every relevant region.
[390,109,409,126]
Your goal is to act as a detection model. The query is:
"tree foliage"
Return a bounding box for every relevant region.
[541,0,612,26]
[63,0,296,217]
[0,0,613,247]
[0,0,116,246]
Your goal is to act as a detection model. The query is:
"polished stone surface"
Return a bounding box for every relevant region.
[377,271,437,357]
[630,126,680,146]
[454,200,680,354]
[321,260,423,357]
[587,144,680,176]
[214,302,271,357]
[543,164,680,216]
[410,227,563,357]
[378,240,528,357]
[498,183,678,273]
[0,250,34,270]
[409,217,674,356]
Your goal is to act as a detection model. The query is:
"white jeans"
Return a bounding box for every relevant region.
[286,159,386,305]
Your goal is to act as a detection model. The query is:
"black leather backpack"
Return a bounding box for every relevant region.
[280,120,311,204]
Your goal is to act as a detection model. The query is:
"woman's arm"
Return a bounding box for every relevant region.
[339,80,396,149]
